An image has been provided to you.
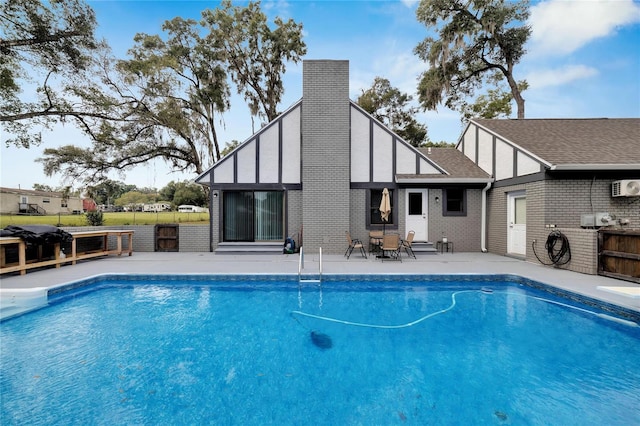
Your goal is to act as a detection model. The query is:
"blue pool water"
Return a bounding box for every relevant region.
[1,274,639,425]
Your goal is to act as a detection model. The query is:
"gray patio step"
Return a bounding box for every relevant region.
[409,241,438,255]
[215,241,437,255]
[215,242,284,255]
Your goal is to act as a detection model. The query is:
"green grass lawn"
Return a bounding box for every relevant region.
[0,211,209,228]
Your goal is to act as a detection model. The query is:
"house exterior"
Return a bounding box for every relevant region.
[0,187,83,215]
[83,199,98,212]
[195,59,639,277]
[458,118,640,274]
[196,60,491,254]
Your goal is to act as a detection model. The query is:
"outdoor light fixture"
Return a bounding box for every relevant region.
[435,196,440,203]
[213,192,218,198]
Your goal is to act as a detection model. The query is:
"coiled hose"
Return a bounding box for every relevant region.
[532,230,571,266]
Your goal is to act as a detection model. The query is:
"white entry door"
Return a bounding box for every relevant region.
[406,190,428,241]
[507,191,526,256]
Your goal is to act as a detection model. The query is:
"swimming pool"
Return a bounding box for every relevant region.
[1,274,639,425]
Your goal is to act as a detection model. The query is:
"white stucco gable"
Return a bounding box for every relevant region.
[456,120,547,180]
[350,103,445,183]
[196,99,449,187]
[195,101,302,186]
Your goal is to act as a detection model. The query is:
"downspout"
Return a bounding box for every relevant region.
[481,181,492,253]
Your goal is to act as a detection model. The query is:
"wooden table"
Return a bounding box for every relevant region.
[1,230,134,275]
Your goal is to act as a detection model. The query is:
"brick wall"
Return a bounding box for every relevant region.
[535,178,639,275]
[486,183,528,255]
[63,225,209,252]
[545,178,640,228]
[549,228,598,274]
[287,190,303,248]
[210,192,220,251]
[178,225,209,252]
[348,189,369,249]
[527,180,547,264]
[397,190,406,239]
[428,188,484,252]
[301,60,351,254]
[486,178,628,275]
[346,188,485,253]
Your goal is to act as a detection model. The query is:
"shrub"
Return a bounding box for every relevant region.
[85,211,105,226]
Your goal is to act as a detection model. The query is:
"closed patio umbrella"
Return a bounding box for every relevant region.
[379,188,391,231]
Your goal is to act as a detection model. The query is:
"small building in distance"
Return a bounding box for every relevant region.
[0,187,84,215]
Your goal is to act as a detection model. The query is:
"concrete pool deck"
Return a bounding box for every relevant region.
[1,251,638,315]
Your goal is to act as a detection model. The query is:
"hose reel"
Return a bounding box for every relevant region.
[532,230,571,266]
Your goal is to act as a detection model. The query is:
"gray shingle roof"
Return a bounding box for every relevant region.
[0,187,66,197]
[472,118,640,166]
[396,147,490,180]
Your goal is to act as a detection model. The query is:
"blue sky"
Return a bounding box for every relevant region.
[2,0,639,191]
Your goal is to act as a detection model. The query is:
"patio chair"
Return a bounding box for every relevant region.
[369,230,383,254]
[401,230,416,259]
[345,231,367,259]
[381,233,401,262]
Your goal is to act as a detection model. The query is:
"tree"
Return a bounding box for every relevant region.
[202,0,307,124]
[357,77,428,147]
[0,0,103,148]
[32,183,54,192]
[119,17,230,166]
[220,139,240,157]
[159,180,206,206]
[424,140,454,147]
[38,16,230,184]
[38,2,306,186]
[414,0,530,119]
[114,191,154,208]
[86,180,133,205]
[460,74,529,120]
[158,181,179,204]
[173,182,206,207]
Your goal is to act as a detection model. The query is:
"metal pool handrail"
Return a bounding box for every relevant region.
[298,246,303,276]
[298,246,322,283]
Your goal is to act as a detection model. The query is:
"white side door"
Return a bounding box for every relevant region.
[405,190,428,241]
[507,191,526,256]
[19,195,28,210]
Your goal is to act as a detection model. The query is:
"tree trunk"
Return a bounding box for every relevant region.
[505,67,525,119]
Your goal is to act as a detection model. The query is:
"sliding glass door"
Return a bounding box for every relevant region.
[223,191,284,242]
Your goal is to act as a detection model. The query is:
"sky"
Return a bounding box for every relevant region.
[1,0,639,192]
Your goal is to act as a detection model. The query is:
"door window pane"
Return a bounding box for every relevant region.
[514,197,526,224]
[224,191,253,241]
[408,192,422,215]
[254,191,283,241]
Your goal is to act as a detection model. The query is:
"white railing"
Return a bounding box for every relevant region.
[298,246,304,277]
[298,246,322,283]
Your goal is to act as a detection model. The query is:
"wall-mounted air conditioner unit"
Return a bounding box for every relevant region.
[612,179,640,197]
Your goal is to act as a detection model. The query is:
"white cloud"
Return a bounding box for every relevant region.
[400,0,419,7]
[526,64,599,88]
[529,0,640,56]
[263,0,291,18]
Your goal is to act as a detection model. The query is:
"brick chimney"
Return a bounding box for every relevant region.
[301,60,350,253]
